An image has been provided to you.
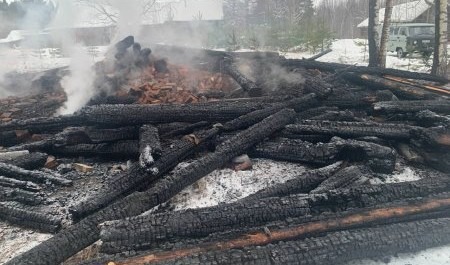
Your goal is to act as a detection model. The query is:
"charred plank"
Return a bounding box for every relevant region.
[285,120,417,140]
[374,100,450,114]
[251,137,396,173]
[135,218,450,265]
[310,165,370,193]
[0,162,72,186]
[0,187,44,205]
[281,59,449,83]
[0,202,61,233]
[343,73,439,100]
[0,176,41,192]
[99,177,450,254]
[5,109,296,265]
[0,152,48,170]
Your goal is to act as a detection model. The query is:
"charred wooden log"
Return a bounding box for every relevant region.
[229,162,345,201]
[415,110,450,127]
[70,129,220,219]
[374,100,450,114]
[297,106,339,120]
[98,177,450,254]
[222,94,319,131]
[343,73,439,100]
[132,218,450,265]
[162,121,209,138]
[0,115,82,133]
[0,176,41,192]
[285,120,417,140]
[0,131,20,147]
[413,147,450,173]
[251,137,396,173]
[0,162,72,186]
[5,110,296,265]
[250,138,340,165]
[102,193,450,264]
[84,126,139,143]
[281,59,449,83]
[222,60,262,96]
[6,173,448,265]
[309,110,362,121]
[0,152,47,170]
[323,89,396,109]
[0,202,61,233]
[0,187,44,205]
[80,101,270,126]
[53,140,139,158]
[310,165,370,193]
[276,131,333,143]
[139,125,162,169]
[303,76,333,98]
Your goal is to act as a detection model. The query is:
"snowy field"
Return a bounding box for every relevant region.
[283,39,433,73]
[1,40,450,264]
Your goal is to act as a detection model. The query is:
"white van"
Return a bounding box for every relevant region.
[388,23,434,58]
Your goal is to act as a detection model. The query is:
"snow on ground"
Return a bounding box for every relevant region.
[171,159,308,210]
[0,221,51,264]
[283,39,432,73]
[347,245,450,265]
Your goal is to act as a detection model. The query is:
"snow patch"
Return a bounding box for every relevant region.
[0,221,51,264]
[171,159,308,210]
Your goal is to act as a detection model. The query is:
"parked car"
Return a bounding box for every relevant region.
[388,23,434,58]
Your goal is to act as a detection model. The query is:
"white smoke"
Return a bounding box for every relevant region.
[58,45,96,114]
[52,0,96,114]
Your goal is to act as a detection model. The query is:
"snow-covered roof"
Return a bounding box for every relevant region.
[357,0,434,28]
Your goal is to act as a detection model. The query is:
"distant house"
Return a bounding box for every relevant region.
[357,0,434,38]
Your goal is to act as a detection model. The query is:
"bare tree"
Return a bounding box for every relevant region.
[75,0,172,24]
[378,0,393,68]
[368,0,380,67]
[432,0,448,77]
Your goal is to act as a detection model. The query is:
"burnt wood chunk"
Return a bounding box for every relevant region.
[80,101,269,125]
[0,152,47,170]
[70,129,220,219]
[310,165,370,193]
[139,125,162,168]
[5,109,296,265]
[343,73,439,100]
[0,162,72,186]
[374,100,450,114]
[244,162,344,201]
[54,140,139,158]
[222,60,261,96]
[98,177,450,254]
[0,176,41,192]
[222,93,318,131]
[138,218,450,265]
[0,202,61,233]
[0,187,44,205]
[281,58,449,83]
[286,120,417,140]
[251,137,396,173]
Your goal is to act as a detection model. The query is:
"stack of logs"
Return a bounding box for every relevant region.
[1,42,450,265]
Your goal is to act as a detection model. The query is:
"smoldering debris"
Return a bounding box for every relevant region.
[0,41,450,265]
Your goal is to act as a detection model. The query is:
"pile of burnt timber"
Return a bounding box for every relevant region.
[2,40,450,265]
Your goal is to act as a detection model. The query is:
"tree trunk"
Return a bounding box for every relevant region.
[378,0,393,68]
[432,0,448,77]
[368,0,380,67]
